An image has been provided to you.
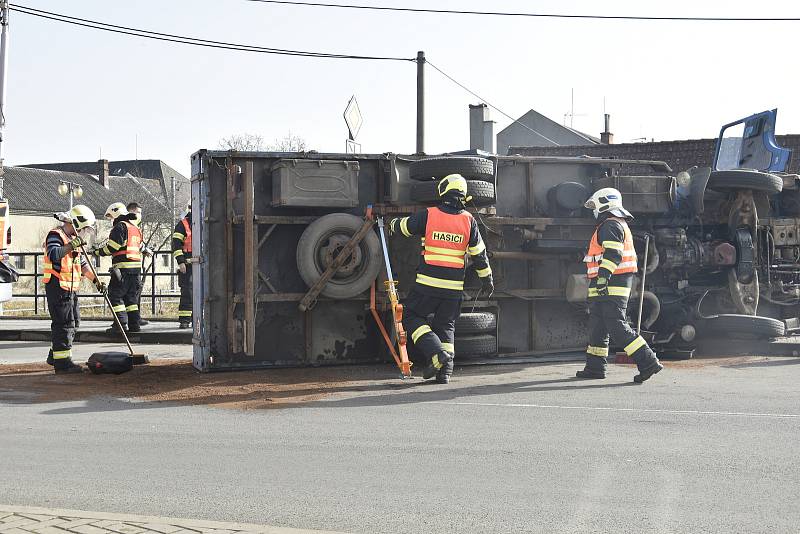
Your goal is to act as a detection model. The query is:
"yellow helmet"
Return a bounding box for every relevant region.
[437,174,472,202]
[68,204,96,231]
[104,202,128,221]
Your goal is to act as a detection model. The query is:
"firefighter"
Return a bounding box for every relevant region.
[44,205,105,374]
[389,174,493,383]
[92,202,143,334]
[172,205,192,329]
[577,187,663,383]
[126,202,153,327]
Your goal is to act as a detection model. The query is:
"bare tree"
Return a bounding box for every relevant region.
[218,133,265,151]
[268,132,307,152]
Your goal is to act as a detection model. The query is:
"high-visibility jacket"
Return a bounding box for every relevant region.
[422,207,471,269]
[172,214,192,264]
[180,218,192,254]
[111,222,143,270]
[43,228,82,292]
[584,217,637,279]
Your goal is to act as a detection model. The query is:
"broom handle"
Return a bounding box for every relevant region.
[78,244,135,355]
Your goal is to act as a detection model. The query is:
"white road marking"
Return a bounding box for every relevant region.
[429,401,800,419]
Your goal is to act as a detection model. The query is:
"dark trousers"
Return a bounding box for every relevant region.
[108,269,142,327]
[178,264,192,323]
[402,289,462,362]
[587,297,654,368]
[45,280,78,360]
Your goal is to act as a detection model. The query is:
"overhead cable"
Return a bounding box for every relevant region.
[244,0,800,22]
[9,4,415,61]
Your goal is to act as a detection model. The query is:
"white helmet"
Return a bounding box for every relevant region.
[104,202,128,221]
[584,187,633,220]
[68,204,96,231]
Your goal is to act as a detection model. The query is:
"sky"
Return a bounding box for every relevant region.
[4,0,800,177]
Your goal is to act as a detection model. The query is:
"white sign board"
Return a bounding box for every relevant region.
[343,96,363,141]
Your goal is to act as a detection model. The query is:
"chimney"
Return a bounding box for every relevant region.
[469,103,496,153]
[600,114,614,145]
[98,159,110,188]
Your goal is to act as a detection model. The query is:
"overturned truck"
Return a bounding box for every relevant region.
[190,110,800,371]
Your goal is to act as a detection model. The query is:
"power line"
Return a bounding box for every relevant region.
[9,4,415,61]
[245,0,800,22]
[426,61,558,145]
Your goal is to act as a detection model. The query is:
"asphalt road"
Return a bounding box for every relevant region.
[2,354,799,534]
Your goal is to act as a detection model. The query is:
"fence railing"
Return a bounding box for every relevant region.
[6,250,180,315]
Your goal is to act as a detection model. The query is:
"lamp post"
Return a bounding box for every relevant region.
[57,180,83,211]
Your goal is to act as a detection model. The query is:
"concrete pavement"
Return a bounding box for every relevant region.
[2,356,800,533]
[0,340,192,365]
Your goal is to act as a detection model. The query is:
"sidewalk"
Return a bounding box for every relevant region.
[0,506,346,534]
[0,320,191,344]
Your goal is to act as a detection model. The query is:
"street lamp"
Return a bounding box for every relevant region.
[57,180,83,210]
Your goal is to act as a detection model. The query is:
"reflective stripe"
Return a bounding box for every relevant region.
[601,240,624,250]
[178,311,192,317]
[423,254,465,266]
[441,342,454,353]
[173,232,185,240]
[115,261,142,269]
[587,345,609,357]
[52,349,72,360]
[425,245,465,256]
[616,260,638,270]
[475,266,492,278]
[400,217,411,237]
[106,239,123,250]
[599,259,618,272]
[624,336,647,356]
[431,354,444,369]
[112,305,126,313]
[416,274,464,291]
[468,240,486,256]
[588,286,631,298]
[587,266,599,275]
[412,324,432,343]
[125,304,139,312]
[173,250,184,257]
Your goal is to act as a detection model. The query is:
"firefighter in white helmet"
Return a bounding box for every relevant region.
[578,187,663,383]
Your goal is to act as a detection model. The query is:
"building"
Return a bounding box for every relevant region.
[496,109,600,156]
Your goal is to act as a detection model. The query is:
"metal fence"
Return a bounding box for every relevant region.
[6,250,180,315]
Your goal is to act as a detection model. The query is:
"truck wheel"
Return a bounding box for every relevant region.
[410,180,495,206]
[455,335,498,358]
[455,312,497,335]
[707,169,783,195]
[703,314,785,339]
[410,156,494,182]
[296,213,382,299]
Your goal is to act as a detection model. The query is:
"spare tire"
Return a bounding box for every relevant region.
[703,314,785,339]
[410,180,495,206]
[296,213,382,299]
[410,156,494,182]
[455,335,498,358]
[707,169,783,195]
[455,312,497,335]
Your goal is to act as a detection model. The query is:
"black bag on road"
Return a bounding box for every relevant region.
[86,352,133,375]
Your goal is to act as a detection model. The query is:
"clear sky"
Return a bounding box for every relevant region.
[5,0,800,177]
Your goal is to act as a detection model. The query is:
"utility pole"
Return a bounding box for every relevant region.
[416,50,425,155]
[170,175,176,290]
[0,0,10,198]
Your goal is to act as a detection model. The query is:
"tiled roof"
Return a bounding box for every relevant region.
[508,135,800,175]
[1,166,169,218]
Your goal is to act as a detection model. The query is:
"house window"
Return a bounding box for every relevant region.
[94,256,101,268]
[14,254,26,270]
[162,254,169,267]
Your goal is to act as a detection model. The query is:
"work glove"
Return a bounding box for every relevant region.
[142,246,154,258]
[178,262,187,274]
[595,277,609,297]
[68,236,86,250]
[93,278,107,293]
[480,275,494,295]
[387,218,397,237]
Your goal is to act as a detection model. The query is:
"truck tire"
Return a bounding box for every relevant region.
[410,156,494,182]
[296,213,382,299]
[703,314,785,339]
[455,335,498,358]
[410,180,495,206]
[707,169,783,195]
[455,312,497,335]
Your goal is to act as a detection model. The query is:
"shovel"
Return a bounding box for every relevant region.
[78,242,149,366]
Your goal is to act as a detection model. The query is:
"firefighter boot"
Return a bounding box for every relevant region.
[633,348,663,383]
[423,351,453,380]
[46,349,54,366]
[53,358,83,375]
[436,356,454,384]
[576,356,607,379]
